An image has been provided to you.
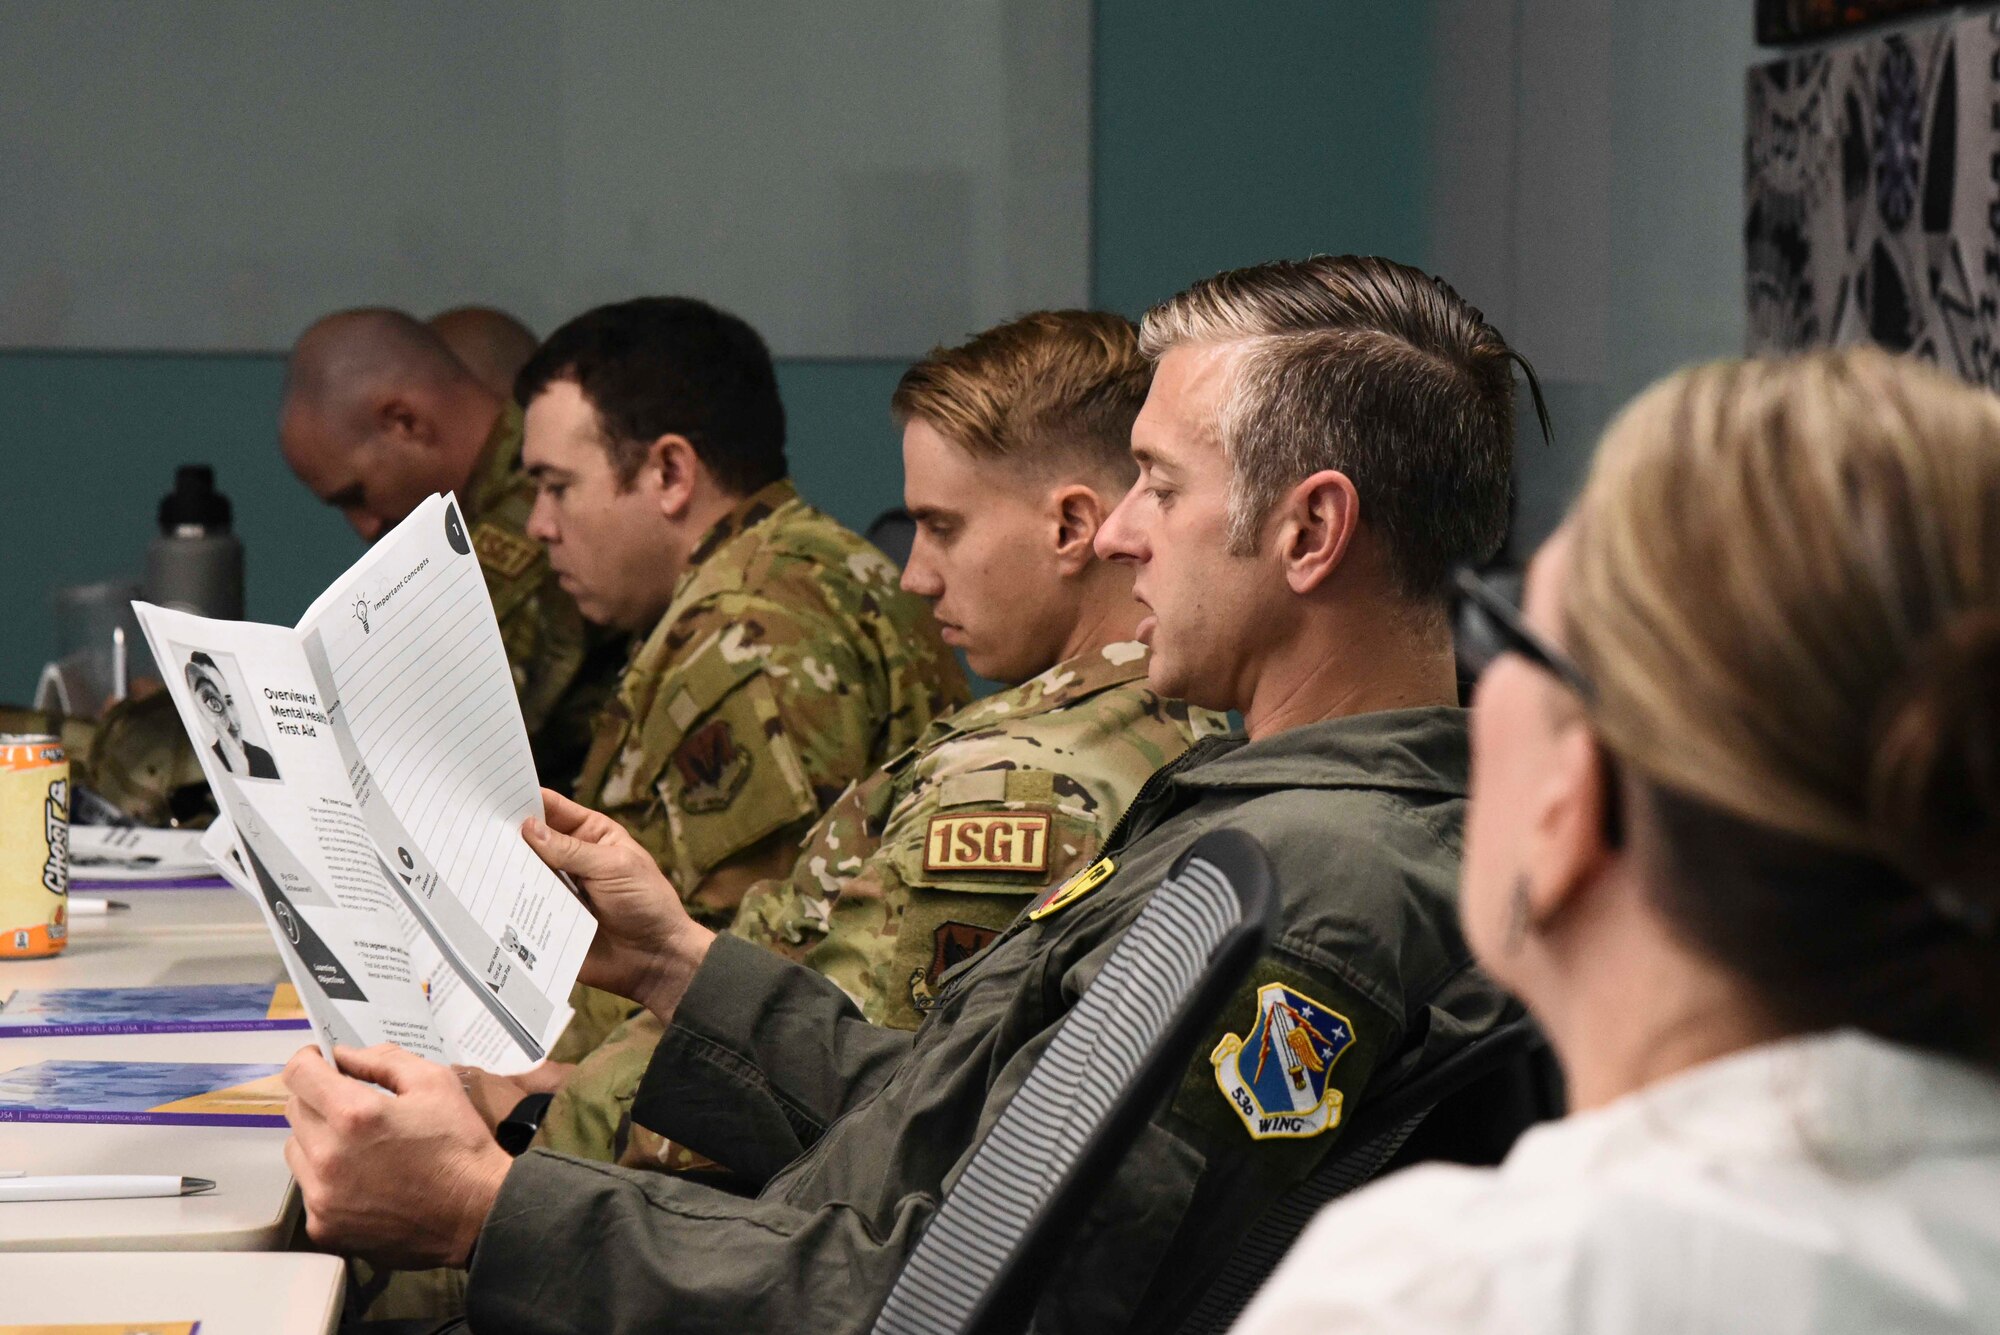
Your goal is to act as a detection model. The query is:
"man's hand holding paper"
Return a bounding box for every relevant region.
[523,787,716,1028]
[286,790,712,1259]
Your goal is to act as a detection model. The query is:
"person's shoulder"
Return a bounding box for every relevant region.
[1210,771,1464,899]
[745,499,929,624]
[1233,1162,1585,1334]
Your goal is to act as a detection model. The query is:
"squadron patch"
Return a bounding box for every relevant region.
[1211,982,1355,1140]
[923,813,1050,874]
[927,920,1003,987]
[472,522,541,580]
[674,718,753,813]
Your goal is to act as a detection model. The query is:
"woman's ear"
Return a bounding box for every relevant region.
[376,394,428,446]
[1050,484,1109,576]
[1280,469,1360,594]
[1521,721,1620,927]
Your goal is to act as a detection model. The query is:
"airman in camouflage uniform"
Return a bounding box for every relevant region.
[536,640,1226,1168]
[550,477,968,1062]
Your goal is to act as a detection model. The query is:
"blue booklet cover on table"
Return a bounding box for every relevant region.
[0,983,308,1038]
[0,1060,288,1127]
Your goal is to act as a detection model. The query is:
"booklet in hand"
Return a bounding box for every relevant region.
[133,493,595,1075]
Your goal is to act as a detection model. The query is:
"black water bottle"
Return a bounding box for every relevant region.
[144,465,244,620]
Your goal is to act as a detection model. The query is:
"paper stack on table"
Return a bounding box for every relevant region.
[68,826,219,885]
[134,493,594,1075]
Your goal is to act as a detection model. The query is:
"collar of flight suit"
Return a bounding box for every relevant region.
[463,400,527,527]
[1166,705,1469,799]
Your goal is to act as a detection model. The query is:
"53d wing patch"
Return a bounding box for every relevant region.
[1212,982,1355,1140]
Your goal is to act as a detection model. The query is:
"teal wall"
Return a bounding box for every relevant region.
[0,5,1434,697]
[1093,1,1432,318]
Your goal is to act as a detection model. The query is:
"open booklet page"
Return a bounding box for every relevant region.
[134,492,593,1074]
[203,815,543,1071]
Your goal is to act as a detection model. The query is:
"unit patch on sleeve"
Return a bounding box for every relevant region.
[471,521,542,580]
[923,813,1050,874]
[928,920,1003,987]
[674,718,753,813]
[1211,982,1356,1140]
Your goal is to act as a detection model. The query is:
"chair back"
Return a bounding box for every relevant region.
[870,828,1278,1335]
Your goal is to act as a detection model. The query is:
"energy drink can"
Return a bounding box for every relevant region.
[0,735,68,958]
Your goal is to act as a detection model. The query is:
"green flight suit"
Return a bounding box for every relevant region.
[535,640,1228,1170]
[463,708,1515,1334]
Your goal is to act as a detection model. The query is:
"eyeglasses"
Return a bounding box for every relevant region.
[1451,565,1594,701]
[1453,563,1624,845]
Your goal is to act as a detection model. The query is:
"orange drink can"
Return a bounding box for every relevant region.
[0,734,68,958]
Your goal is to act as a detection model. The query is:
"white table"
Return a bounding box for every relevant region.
[0,1250,344,1333]
[8,886,278,992]
[0,886,305,1251]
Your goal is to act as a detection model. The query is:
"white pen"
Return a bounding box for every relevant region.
[0,1174,215,1202]
[65,898,131,916]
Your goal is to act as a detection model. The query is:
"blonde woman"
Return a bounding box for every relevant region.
[1234,348,2000,1333]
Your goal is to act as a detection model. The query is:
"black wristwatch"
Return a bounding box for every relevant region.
[495,1092,555,1156]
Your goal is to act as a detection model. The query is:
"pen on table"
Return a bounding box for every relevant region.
[0,1174,216,1202]
[65,897,130,916]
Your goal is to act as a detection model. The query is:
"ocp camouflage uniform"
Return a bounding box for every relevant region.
[61,404,622,825]
[552,477,967,1062]
[464,403,626,793]
[537,640,1228,1169]
[738,639,1230,1029]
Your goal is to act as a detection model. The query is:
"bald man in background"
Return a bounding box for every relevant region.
[428,305,539,399]
[280,308,622,790]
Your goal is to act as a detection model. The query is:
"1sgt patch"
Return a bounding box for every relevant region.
[675,718,753,813]
[472,522,541,580]
[1211,982,1356,1140]
[923,813,1050,874]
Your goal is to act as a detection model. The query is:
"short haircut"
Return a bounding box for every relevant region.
[1141,255,1518,600]
[282,308,481,426]
[185,651,219,688]
[515,297,787,496]
[890,310,1151,482]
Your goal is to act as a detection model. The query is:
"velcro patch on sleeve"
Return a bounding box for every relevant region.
[923,813,1051,874]
[472,522,542,580]
[1211,982,1356,1140]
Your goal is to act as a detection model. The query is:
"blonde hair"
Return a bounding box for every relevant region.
[1139,255,1518,596]
[890,310,1149,481]
[1565,348,2000,1060]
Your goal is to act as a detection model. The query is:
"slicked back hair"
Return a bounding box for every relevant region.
[1141,255,1518,600]
[515,297,787,496]
[890,310,1150,483]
